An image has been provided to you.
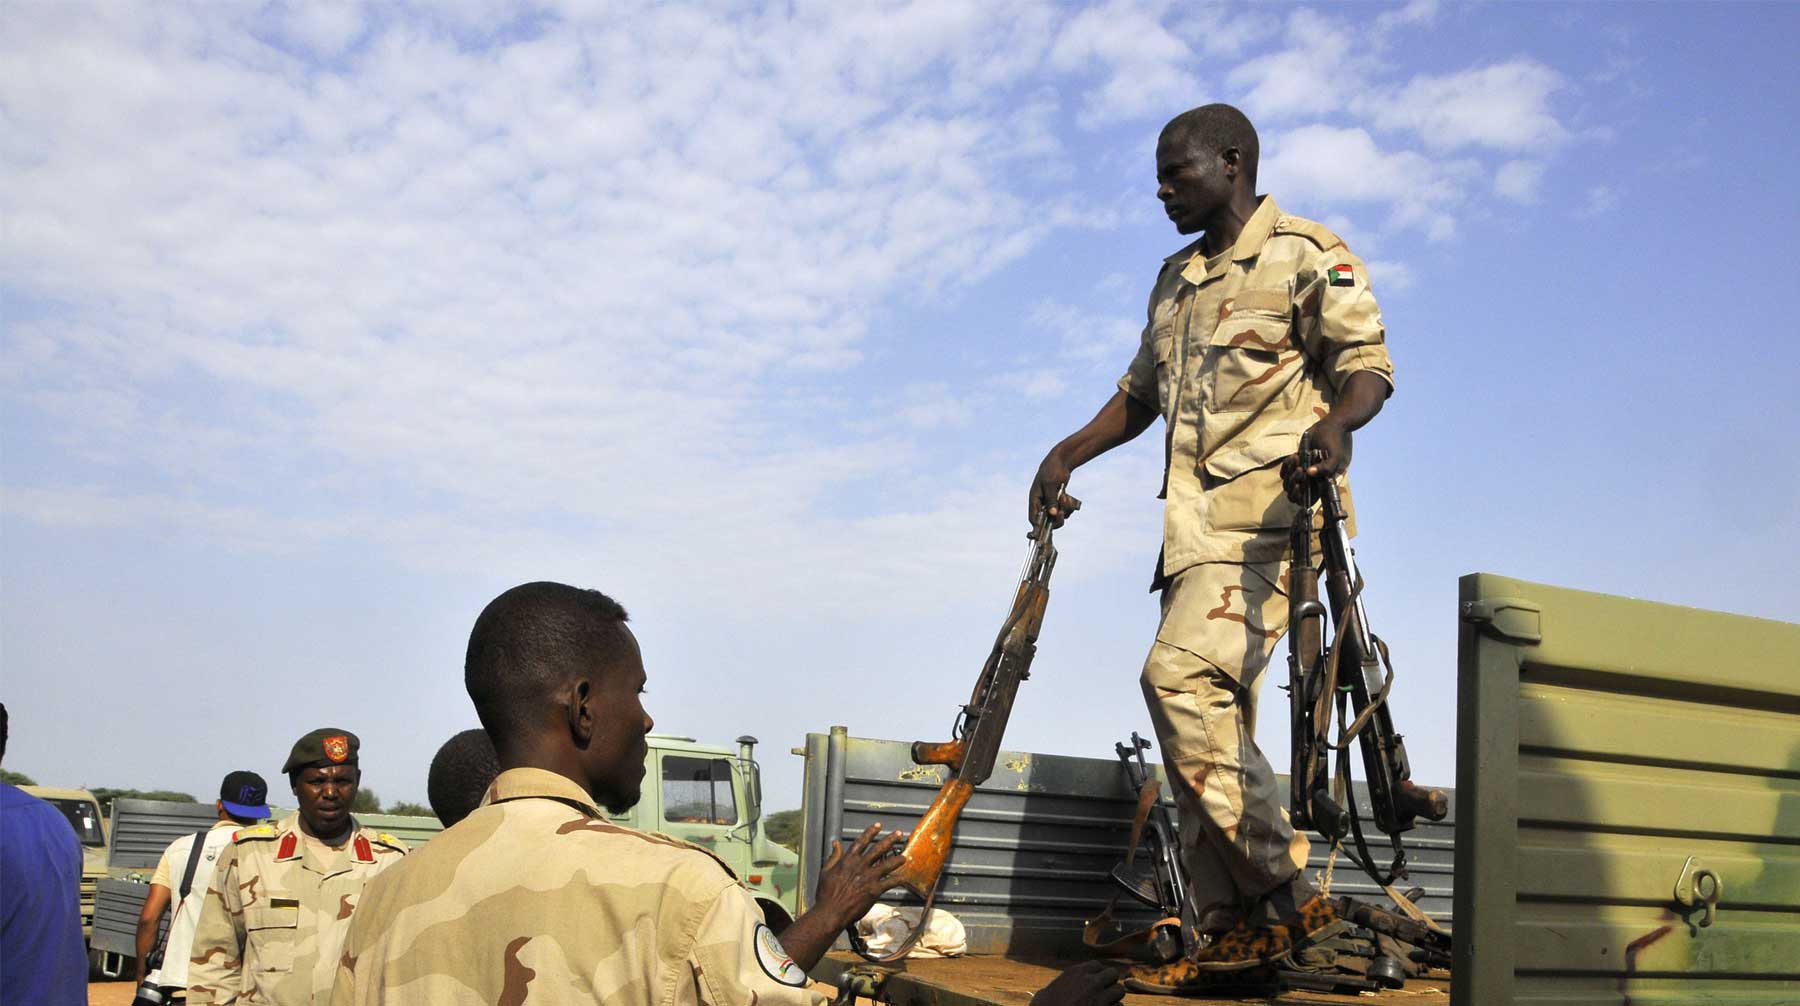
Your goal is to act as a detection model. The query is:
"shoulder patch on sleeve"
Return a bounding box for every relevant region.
[233,825,279,842]
[1273,215,1345,252]
[754,923,810,987]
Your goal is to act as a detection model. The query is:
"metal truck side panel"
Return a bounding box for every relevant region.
[801,730,1454,956]
[1454,572,1800,1006]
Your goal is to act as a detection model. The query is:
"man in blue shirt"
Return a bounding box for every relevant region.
[0,703,88,1005]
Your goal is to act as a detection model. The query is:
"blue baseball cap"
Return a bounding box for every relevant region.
[219,770,271,818]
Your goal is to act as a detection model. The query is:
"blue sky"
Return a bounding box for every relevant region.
[3,1,1796,813]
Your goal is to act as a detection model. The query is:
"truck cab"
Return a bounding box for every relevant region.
[21,786,109,943]
[608,734,800,927]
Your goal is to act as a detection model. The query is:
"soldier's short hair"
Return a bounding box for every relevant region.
[464,581,633,742]
[427,728,501,827]
[1161,103,1259,187]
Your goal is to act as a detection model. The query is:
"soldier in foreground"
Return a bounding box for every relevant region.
[1030,103,1394,992]
[187,729,407,1006]
[334,582,1123,1005]
[332,582,910,1004]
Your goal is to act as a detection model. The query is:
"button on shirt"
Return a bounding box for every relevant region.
[1117,195,1395,574]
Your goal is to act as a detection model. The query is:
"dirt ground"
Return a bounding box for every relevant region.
[88,978,138,1006]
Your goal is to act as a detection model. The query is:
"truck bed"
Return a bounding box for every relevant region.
[813,952,1451,1006]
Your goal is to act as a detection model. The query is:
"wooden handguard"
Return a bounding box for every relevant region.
[887,779,974,895]
[910,740,966,769]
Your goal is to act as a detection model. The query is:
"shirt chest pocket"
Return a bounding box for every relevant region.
[1208,289,1299,413]
[1151,323,1177,411]
[245,904,300,973]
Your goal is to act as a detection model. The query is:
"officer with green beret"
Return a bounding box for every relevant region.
[187,728,408,1006]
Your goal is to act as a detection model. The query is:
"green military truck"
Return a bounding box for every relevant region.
[21,785,110,943]
[621,733,802,925]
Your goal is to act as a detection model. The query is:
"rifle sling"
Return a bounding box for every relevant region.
[1083,775,1178,953]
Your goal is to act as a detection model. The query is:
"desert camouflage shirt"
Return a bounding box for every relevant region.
[329,767,823,1005]
[1117,195,1395,575]
[187,814,407,1006]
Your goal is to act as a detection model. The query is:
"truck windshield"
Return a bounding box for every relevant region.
[48,798,107,847]
[663,756,738,825]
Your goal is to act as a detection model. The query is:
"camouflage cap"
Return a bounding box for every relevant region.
[283,727,361,773]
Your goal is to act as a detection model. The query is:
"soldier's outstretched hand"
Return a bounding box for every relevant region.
[813,823,906,922]
[1029,961,1125,1006]
[1029,450,1078,528]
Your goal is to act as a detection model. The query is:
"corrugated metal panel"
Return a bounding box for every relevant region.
[801,729,1454,956]
[107,799,219,871]
[93,878,154,957]
[353,812,444,849]
[1453,572,1800,1006]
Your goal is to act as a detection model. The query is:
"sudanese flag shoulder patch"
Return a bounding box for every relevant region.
[1328,263,1355,287]
[753,923,808,987]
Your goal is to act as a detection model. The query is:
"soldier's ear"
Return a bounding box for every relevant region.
[568,677,595,745]
[1221,146,1241,177]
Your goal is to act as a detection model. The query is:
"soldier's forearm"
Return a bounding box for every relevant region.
[1053,390,1158,470]
[1320,371,1388,433]
[773,907,847,974]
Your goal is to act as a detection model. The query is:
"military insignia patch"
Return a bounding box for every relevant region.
[753,923,808,987]
[323,735,350,763]
[1328,263,1354,287]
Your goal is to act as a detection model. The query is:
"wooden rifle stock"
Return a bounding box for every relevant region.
[846,504,1071,962]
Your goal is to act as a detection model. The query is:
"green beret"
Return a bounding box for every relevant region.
[283,727,360,773]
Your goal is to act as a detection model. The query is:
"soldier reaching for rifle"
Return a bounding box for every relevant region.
[1029,102,1395,993]
[332,581,1123,1005]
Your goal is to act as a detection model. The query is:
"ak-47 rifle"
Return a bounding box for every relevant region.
[1286,441,1447,886]
[846,500,1074,963]
[1082,733,1191,963]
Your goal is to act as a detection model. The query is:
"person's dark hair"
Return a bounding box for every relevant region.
[427,728,502,827]
[1161,103,1260,188]
[464,582,633,743]
[1,702,8,764]
[225,808,260,826]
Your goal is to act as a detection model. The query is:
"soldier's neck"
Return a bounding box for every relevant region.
[298,816,353,846]
[1198,192,1263,257]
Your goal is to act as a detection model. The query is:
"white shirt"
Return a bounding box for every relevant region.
[147,820,238,988]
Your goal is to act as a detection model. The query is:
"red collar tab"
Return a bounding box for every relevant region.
[353,834,374,864]
[276,832,300,861]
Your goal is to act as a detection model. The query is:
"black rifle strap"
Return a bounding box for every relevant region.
[149,827,212,972]
[1083,775,1177,952]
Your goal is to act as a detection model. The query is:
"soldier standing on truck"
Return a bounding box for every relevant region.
[1029,102,1395,992]
[134,770,272,998]
[186,729,407,1006]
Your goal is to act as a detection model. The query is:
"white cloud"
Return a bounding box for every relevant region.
[1575,184,1622,218]
[1494,159,1547,203]
[1228,10,1355,122]
[1261,125,1478,240]
[1030,301,1142,363]
[1360,60,1567,152]
[994,368,1070,401]
[1049,0,1202,129]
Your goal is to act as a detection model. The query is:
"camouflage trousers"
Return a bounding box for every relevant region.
[1139,559,1310,925]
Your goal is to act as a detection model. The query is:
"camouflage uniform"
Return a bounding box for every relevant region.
[1116,195,1393,920]
[187,815,407,1006]
[330,766,822,1005]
